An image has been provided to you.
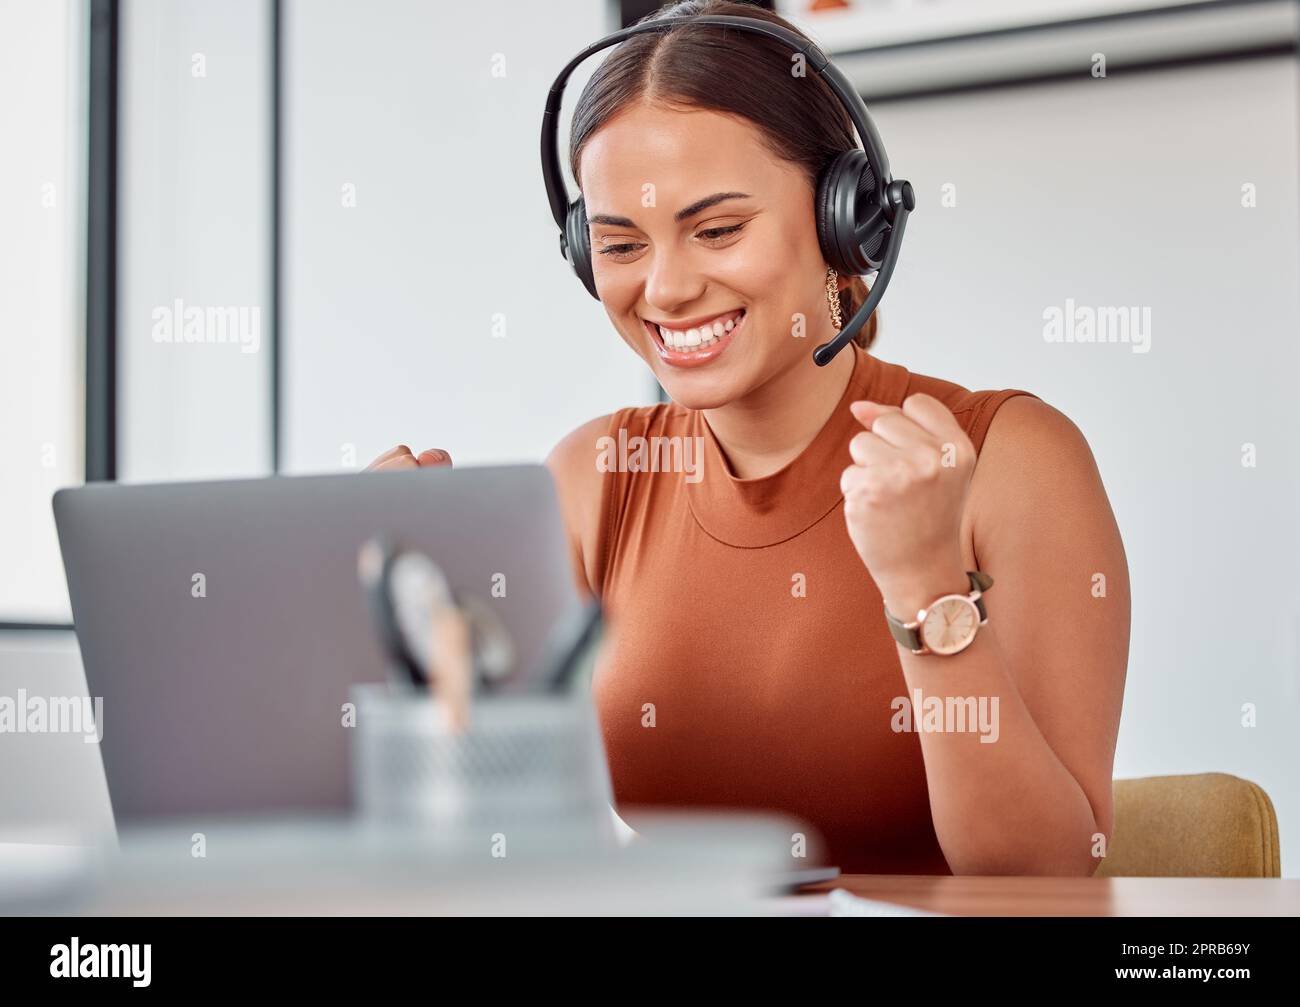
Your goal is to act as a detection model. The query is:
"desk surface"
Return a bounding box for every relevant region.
[800,874,1300,917]
[8,828,1299,916]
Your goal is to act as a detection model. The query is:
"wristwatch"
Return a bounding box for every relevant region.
[884,570,993,656]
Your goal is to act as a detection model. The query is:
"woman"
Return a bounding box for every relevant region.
[370,0,1129,876]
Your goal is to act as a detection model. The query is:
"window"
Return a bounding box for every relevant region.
[0,0,87,624]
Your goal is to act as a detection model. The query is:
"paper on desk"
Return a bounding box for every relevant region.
[0,841,95,907]
[827,887,944,917]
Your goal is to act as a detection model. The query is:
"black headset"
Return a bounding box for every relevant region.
[540,12,914,367]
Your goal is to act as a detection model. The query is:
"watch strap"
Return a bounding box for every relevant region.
[969,569,993,621]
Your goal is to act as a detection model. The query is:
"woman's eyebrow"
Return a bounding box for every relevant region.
[673,191,752,222]
[587,192,753,229]
[588,212,637,227]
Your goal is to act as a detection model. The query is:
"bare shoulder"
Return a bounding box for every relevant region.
[545,412,618,528]
[545,412,616,474]
[977,394,1093,472]
[968,391,1129,641]
[969,394,1108,517]
[969,392,1125,570]
[544,412,622,598]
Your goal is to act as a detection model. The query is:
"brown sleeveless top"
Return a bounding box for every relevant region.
[586,344,1039,874]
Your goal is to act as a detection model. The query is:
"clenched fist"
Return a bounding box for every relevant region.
[365,445,454,472]
[839,394,973,607]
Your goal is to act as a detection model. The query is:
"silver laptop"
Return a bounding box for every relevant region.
[52,465,580,825]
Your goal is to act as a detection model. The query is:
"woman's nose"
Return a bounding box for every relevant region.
[643,251,707,315]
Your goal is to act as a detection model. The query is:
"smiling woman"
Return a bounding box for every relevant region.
[533,0,1131,877]
[377,0,1131,877]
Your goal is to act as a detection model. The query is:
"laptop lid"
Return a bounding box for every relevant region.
[52,464,580,824]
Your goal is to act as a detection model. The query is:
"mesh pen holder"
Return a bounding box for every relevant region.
[350,684,616,841]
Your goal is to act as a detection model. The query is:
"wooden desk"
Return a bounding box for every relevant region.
[800,874,1300,916]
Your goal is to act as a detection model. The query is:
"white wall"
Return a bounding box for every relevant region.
[867,56,1300,873]
[281,0,653,475]
[117,0,272,482]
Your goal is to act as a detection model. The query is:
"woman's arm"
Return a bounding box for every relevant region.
[876,395,1130,875]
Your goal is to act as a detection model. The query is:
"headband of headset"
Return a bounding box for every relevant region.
[540,12,913,367]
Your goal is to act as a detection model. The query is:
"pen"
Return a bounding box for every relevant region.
[357,536,427,688]
[537,599,604,694]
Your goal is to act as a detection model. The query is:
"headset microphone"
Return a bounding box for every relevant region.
[541,13,913,367]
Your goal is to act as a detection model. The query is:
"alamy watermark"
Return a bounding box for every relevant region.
[596,428,705,483]
[891,689,999,744]
[1043,298,1151,354]
[0,691,103,743]
[151,298,261,354]
[50,939,150,986]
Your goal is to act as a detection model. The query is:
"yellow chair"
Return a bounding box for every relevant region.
[1097,772,1281,877]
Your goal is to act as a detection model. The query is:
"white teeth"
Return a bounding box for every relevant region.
[654,311,743,352]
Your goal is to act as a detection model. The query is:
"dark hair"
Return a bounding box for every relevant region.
[568,0,878,350]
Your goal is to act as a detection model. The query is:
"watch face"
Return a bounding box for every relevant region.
[920,596,980,655]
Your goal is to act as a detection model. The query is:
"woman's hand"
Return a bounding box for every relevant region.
[839,394,973,612]
[364,445,453,472]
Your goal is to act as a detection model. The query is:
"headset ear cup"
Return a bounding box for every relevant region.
[814,151,853,274]
[566,198,599,299]
[816,149,890,276]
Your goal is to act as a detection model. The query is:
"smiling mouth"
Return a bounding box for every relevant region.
[642,308,746,365]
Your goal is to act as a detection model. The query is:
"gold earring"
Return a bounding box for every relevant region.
[826,267,843,330]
